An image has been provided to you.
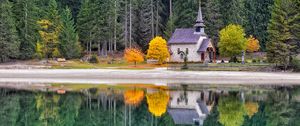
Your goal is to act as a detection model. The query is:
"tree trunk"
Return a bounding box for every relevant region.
[114,99,116,126]
[151,0,154,38]
[124,0,128,49]
[169,0,172,18]
[114,0,117,51]
[98,42,101,56]
[89,32,92,55]
[155,0,159,36]
[129,0,132,48]
[124,105,127,126]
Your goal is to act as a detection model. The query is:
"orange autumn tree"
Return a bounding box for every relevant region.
[146,91,169,117]
[245,102,259,117]
[246,35,260,52]
[146,36,170,64]
[124,90,144,106]
[124,48,144,66]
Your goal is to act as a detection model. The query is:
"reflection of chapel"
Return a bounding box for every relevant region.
[168,1,216,63]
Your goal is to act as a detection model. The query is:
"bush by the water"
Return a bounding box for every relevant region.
[291,58,300,72]
[89,55,99,63]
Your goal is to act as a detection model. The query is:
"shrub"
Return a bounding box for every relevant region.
[124,48,144,66]
[89,55,99,63]
[252,59,257,63]
[291,58,300,72]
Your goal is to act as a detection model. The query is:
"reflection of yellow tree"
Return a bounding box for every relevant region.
[124,90,144,106]
[36,93,60,125]
[245,102,259,117]
[218,96,246,126]
[146,91,169,117]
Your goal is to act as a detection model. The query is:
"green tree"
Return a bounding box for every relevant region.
[59,7,81,59]
[58,94,82,126]
[36,93,61,126]
[173,0,198,28]
[266,0,300,68]
[203,106,222,126]
[164,16,175,39]
[264,90,293,126]
[202,0,224,49]
[218,24,247,60]
[12,0,39,59]
[244,0,274,50]
[219,0,245,26]
[0,94,21,125]
[218,95,246,126]
[0,0,20,62]
[77,0,93,53]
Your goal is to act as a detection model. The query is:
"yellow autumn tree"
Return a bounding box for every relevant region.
[146,91,169,117]
[124,90,145,106]
[124,48,144,66]
[146,36,170,64]
[37,19,61,59]
[246,35,260,53]
[245,102,259,117]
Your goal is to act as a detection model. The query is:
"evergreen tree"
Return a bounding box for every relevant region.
[46,0,61,31]
[244,0,274,50]
[163,16,175,39]
[0,0,20,62]
[59,7,81,59]
[220,0,245,25]
[267,0,300,68]
[12,0,39,59]
[57,0,82,23]
[77,0,93,53]
[173,0,198,28]
[202,0,224,49]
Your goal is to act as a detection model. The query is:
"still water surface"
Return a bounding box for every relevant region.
[0,83,299,126]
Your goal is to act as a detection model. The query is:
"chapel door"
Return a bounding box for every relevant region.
[201,53,205,61]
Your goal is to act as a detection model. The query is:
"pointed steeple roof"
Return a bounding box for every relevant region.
[194,0,205,27]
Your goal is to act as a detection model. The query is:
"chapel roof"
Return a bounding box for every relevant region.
[197,38,211,52]
[168,28,201,44]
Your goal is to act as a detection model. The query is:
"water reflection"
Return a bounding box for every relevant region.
[0,84,300,126]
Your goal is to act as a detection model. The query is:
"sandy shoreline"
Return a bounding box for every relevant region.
[0,69,299,85]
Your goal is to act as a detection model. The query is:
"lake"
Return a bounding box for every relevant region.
[0,83,299,126]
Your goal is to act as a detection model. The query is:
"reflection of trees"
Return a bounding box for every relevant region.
[245,102,259,117]
[265,89,293,126]
[203,106,222,126]
[124,90,144,106]
[36,93,61,126]
[0,89,20,126]
[146,91,169,117]
[218,95,246,126]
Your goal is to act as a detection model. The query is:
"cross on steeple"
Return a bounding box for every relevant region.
[194,0,205,35]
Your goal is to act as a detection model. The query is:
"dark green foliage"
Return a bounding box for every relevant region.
[202,0,223,49]
[16,92,42,126]
[291,58,300,72]
[242,103,267,126]
[0,0,20,62]
[12,0,39,59]
[77,0,93,49]
[57,0,82,23]
[46,0,61,28]
[173,0,198,28]
[267,0,300,68]
[0,93,20,125]
[58,93,82,126]
[59,7,81,59]
[203,106,222,126]
[264,89,293,126]
[244,0,274,50]
[219,0,245,26]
